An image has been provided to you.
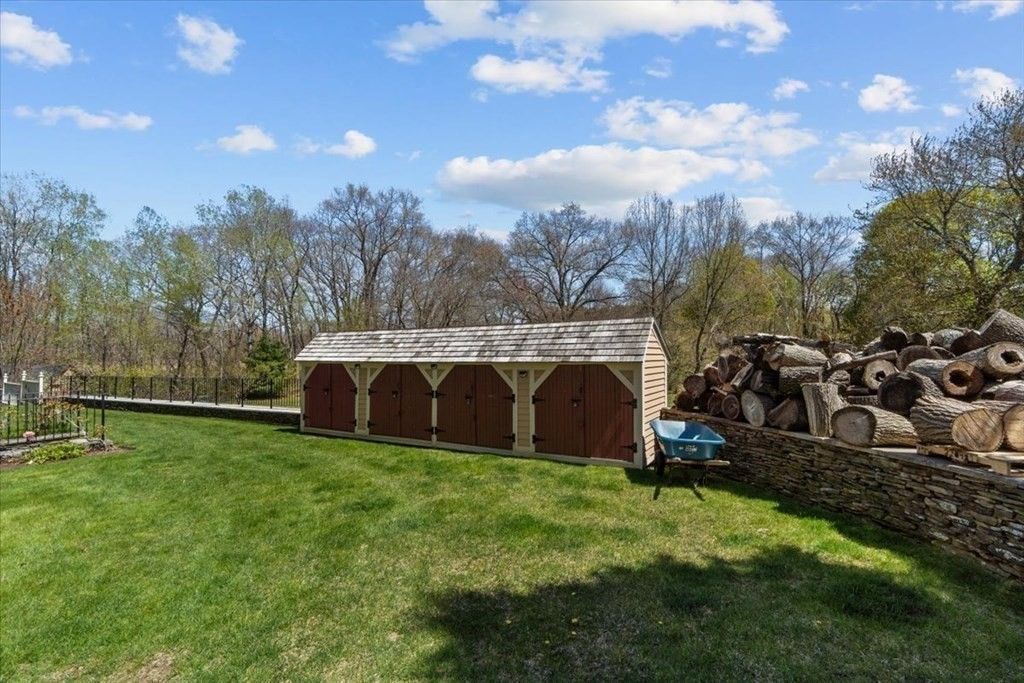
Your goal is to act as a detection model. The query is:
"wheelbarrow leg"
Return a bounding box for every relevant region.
[655,449,666,478]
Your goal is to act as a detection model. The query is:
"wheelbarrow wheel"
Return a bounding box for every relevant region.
[655,449,666,478]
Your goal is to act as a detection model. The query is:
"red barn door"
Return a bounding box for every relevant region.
[533,365,586,458]
[436,365,476,445]
[399,365,433,441]
[303,364,332,429]
[475,366,514,450]
[583,365,635,462]
[533,365,635,461]
[369,365,402,437]
[329,365,357,432]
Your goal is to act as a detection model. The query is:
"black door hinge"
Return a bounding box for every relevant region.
[505,394,516,402]
[532,434,544,443]
[532,395,543,404]
[622,398,638,408]
[626,442,637,452]
[505,433,516,441]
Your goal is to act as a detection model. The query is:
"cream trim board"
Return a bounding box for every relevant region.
[342,363,358,384]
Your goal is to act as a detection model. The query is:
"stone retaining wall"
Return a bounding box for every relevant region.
[662,408,1024,581]
[72,397,300,426]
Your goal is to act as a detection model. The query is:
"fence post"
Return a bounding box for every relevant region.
[214,378,219,405]
[150,377,154,402]
[113,376,118,399]
[131,377,136,400]
[241,378,246,407]
[269,376,274,410]
[191,377,196,404]
[100,377,106,439]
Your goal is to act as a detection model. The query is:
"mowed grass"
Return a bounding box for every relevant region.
[1,412,1022,681]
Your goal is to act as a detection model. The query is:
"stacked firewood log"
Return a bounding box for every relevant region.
[675,308,1024,455]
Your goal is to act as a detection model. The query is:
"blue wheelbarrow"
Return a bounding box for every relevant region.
[650,419,729,481]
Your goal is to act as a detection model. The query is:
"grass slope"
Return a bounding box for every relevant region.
[1,411,1022,681]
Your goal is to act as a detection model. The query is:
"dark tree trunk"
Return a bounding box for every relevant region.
[832,405,917,447]
[740,390,776,427]
[908,395,1004,452]
[878,371,942,416]
[979,308,1024,345]
[767,396,808,431]
[956,342,1024,379]
[801,382,846,437]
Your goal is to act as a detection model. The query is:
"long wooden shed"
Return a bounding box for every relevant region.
[294,317,668,468]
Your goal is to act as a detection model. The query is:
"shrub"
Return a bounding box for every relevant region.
[29,442,87,464]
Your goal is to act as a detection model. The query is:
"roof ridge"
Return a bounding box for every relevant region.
[311,316,654,338]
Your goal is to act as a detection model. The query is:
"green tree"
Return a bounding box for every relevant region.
[845,197,988,342]
[244,335,290,396]
[864,89,1024,322]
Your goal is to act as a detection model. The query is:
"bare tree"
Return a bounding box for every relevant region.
[684,194,751,370]
[756,213,856,336]
[622,192,691,328]
[0,173,104,370]
[499,203,628,322]
[314,184,428,329]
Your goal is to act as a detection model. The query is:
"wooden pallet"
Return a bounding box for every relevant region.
[917,443,1024,477]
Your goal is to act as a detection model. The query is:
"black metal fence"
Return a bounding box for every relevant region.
[61,374,301,410]
[1,394,100,447]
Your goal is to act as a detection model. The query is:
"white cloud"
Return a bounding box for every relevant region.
[772,78,809,100]
[739,196,793,224]
[952,0,1022,19]
[858,74,920,112]
[14,105,152,130]
[0,12,72,68]
[386,1,789,60]
[326,130,377,158]
[294,130,377,158]
[387,1,786,96]
[644,57,672,79]
[470,54,608,94]
[940,103,964,117]
[217,125,276,154]
[953,67,1018,99]
[602,97,818,157]
[437,143,766,217]
[175,14,242,74]
[814,128,917,183]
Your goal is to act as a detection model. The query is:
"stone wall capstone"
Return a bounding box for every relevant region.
[662,408,1024,581]
[73,397,300,426]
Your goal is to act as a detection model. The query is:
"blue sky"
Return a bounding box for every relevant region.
[1,0,1021,240]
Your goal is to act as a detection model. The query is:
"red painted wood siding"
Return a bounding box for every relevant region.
[534,365,586,458]
[369,365,402,437]
[583,365,635,461]
[399,365,433,440]
[304,364,332,429]
[436,365,476,445]
[329,365,357,432]
[475,365,514,450]
[534,364,634,460]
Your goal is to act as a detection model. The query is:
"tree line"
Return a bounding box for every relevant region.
[2,90,1021,386]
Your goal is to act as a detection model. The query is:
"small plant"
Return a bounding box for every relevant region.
[28,442,87,464]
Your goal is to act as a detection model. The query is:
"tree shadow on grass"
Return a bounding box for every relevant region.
[412,546,1023,681]
[623,467,1022,589]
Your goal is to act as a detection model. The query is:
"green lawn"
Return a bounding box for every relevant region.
[1,412,1022,681]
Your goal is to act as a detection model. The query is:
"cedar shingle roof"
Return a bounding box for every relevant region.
[295,317,659,364]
